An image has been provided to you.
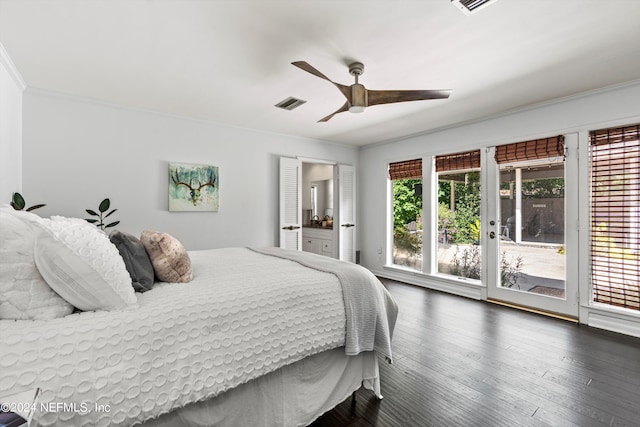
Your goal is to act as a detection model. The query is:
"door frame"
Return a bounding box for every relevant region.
[484,134,580,318]
[279,157,357,262]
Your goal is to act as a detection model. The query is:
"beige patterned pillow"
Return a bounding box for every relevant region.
[140,230,193,283]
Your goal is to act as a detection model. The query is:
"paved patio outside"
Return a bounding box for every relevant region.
[499,240,565,291]
[394,240,566,295]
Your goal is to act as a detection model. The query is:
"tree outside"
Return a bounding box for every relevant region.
[392,179,422,269]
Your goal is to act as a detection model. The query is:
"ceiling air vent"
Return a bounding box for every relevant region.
[275,96,306,111]
[451,0,497,15]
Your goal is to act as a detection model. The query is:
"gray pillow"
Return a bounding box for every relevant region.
[109,230,155,292]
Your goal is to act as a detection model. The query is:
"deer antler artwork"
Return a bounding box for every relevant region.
[169,163,219,211]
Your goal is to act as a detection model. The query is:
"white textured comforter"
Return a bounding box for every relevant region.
[0,248,395,427]
[250,247,398,361]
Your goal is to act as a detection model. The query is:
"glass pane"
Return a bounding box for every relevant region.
[437,170,481,279]
[392,178,423,270]
[310,185,317,218]
[498,161,566,297]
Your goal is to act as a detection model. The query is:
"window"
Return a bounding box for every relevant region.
[389,159,423,270]
[590,124,640,311]
[310,184,318,218]
[436,150,481,279]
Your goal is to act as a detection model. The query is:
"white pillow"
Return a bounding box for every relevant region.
[33,216,137,311]
[0,207,74,320]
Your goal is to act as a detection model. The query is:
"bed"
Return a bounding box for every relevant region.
[0,208,398,427]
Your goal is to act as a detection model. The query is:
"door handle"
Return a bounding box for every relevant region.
[489,231,496,239]
[282,226,301,230]
[341,223,355,228]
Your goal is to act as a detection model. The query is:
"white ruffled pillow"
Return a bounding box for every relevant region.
[33,216,137,311]
[0,207,74,320]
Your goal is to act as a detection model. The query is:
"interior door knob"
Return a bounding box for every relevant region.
[489,231,496,239]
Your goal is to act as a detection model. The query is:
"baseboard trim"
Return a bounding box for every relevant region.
[372,268,483,300]
[487,298,578,323]
[587,308,640,338]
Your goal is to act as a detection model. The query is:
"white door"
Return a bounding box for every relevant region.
[337,164,356,262]
[485,136,579,318]
[279,157,302,250]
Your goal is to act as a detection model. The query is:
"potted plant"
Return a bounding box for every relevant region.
[9,192,45,211]
[85,198,119,231]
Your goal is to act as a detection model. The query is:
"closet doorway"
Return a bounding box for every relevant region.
[279,157,356,262]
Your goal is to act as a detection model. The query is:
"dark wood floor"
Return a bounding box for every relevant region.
[310,279,640,427]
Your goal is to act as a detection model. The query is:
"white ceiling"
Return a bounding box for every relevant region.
[1,0,639,147]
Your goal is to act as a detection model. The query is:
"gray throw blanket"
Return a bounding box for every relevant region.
[249,247,398,362]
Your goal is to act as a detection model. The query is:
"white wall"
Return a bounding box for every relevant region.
[0,43,25,199]
[22,90,358,250]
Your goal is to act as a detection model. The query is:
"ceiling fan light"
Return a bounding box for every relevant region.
[350,83,367,113]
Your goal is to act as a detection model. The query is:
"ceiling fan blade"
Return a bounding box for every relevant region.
[318,102,350,122]
[292,61,331,81]
[367,89,452,106]
[292,61,352,101]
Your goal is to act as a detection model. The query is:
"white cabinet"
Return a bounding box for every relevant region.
[302,228,335,258]
[302,236,322,254]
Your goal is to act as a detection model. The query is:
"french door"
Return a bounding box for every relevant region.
[484,134,579,318]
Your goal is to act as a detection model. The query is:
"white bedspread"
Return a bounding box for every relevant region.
[249,247,398,361]
[1,248,354,427]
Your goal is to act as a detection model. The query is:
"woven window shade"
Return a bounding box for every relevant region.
[590,124,640,311]
[495,136,565,164]
[435,150,481,172]
[389,158,422,180]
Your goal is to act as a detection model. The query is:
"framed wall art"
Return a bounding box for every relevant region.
[169,162,219,212]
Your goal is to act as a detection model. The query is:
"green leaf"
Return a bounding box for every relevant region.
[105,221,120,229]
[86,209,99,216]
[26,204,46,212]
[85,219,98,224]
[12,192,25,210]
[104,209,117,218]
[99,198,111,213]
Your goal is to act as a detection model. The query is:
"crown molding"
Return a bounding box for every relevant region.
[0,42,26,91]
[361,78,640,151]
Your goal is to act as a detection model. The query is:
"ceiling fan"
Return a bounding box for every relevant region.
[292,61,451,122]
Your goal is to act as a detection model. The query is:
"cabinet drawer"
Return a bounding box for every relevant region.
[303,238,322,254]
[302,228,332,240]
[322,240,332,253]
